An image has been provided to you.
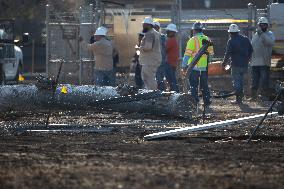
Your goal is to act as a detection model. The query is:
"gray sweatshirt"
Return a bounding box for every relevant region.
[251,31,275,67]
[86,38,115,71]
[139,29,162,66]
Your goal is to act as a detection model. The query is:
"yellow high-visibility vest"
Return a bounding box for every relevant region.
[184,33,214,69]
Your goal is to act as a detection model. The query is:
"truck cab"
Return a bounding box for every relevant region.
[0,19,23,84]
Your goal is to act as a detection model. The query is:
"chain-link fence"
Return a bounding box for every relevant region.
[46,4,96,84]
[176,8,254,59]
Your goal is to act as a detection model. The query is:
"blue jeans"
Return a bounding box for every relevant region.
[165,63,179,92]
[156,64,166,91]
[189,70,211,105]
[231,67,247,95]
[251,66,270,91]
[94,70,115,86]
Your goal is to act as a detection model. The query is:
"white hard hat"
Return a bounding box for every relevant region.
[153,21,160,27]
[94,27,107,36]
[142,17,153,25]
[228,24,240,33]
[258,17,269,25]
[165,23,178,32]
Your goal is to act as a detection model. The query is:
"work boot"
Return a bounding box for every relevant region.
[249,90,258,101]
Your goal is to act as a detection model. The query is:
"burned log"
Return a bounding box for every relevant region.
[0,85,196,118]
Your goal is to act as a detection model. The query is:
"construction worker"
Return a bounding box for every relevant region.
[153,21,167,91]
[165,23,179,92]
[250,17,275,100]
[181,22,214,108]
[222,24,253,104]
[89,28,119,86]
[81,26,116,86]
[139,17,162,90]
[131,32,145,89]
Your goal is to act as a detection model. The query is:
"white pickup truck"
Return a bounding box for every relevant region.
[0,20,25,85]
[0,44,23,85]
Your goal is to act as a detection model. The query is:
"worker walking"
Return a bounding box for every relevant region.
[153,21,167,91]
[81,27,116,86]
[139,17,162,90]
[165,23,179,92]
[250,17,275,100]
[222,24,253,104]
[181,22,214,108]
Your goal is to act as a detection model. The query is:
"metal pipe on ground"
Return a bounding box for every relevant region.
[12,122,180,135]
[144,112,279,140]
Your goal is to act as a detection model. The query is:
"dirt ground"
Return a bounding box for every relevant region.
[0,98,283,189]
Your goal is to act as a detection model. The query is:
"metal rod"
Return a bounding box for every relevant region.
[144,112,279,140]
[45,59,64,127]
[247,92,281,143]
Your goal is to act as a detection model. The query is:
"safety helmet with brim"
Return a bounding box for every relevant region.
[258,17,269,25]
[192,22,205,30]
[165,23,178,32]
[228,24,240,33]
[142,17,154,25]
[153,21,161,28]
[95,27,107,36]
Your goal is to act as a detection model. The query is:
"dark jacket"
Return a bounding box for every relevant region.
[223,34,253,68]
